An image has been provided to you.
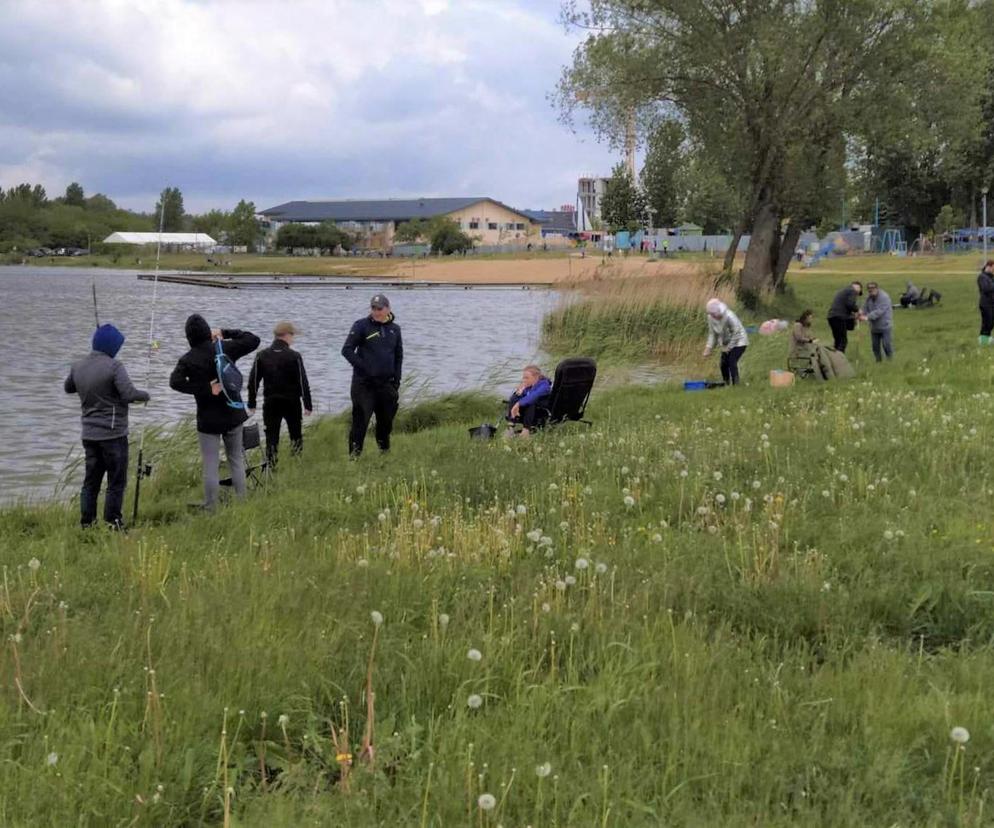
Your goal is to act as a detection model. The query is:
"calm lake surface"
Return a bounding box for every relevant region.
[0,267,558,502]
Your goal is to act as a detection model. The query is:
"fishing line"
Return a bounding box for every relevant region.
[132,203,165,525]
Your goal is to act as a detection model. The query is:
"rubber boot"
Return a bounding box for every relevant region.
[981,335,991,346]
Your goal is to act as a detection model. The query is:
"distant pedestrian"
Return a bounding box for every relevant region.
[248,321,312,466]
[64,324,150,529]
[342,294,403,457]
[703,298,748,385]
[860,282,893,362]
[978,260,994,345]
[826,281,863,352]
[169,315,260,510]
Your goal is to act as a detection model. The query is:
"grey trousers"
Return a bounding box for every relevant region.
[198,426,245,509]
[870,329,893,362]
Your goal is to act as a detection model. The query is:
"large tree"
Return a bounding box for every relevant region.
[155,187,185,232]
[63,182,85,207]
[601,162,647,232]
[227,200,260,250]
[640,120,683,227]
[558,0,925,295]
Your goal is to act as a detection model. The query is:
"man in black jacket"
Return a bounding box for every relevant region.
[341,294,403,457]
[65,323,150,528]
[978,260,994,344]
[169,314,260,509]
[826,281,863,352]
[248,320,313,465]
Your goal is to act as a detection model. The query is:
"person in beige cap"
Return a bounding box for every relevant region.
[247,321,312,465]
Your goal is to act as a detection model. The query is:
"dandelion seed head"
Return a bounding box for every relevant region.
[467,694,483,709]
[595,562,608,574]
[951,726,970,744]
[575,557,589,571]
[28,558,40,572]
[623,495,635,507]
[478,793,496,811]
[370,610,384,627]
[467,648,483,662]
[439,613,450,628]
[46,752,58,766]
[535,762,552,778]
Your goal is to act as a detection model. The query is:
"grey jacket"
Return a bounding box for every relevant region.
[64,351,150,440]
[862,290,893,333]
[705,309,748,351]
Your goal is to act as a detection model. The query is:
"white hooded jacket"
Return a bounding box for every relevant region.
[705,300,748,351]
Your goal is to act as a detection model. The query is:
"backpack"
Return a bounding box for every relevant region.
[214,339,246,410]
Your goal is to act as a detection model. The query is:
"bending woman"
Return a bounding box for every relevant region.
[703,298,748,386]
[507,365,552,435]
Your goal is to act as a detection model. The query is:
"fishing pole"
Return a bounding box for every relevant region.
[132,203,165,525]
[91,282,100,329]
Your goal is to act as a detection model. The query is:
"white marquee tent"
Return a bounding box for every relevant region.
[103,232,216,248]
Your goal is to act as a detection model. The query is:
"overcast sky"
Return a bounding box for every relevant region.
[0,0,620,214]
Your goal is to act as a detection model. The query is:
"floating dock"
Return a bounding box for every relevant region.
[137,272,552,290]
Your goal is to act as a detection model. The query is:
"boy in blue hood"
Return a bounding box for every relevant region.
[64,324,150,528]
[506,365,552,436]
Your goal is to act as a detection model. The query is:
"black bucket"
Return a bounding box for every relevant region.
[469,423,498,440]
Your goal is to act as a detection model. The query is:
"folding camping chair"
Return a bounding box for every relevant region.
[535,357,597,428]
[219,422,270,489]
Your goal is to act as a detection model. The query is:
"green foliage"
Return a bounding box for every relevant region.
[393,218,429,244]
[155,186,185,232]
[62,182,85,207]
[600,163,647,233]
[934,204,964,235]
[228,199,260,251]
[191,208,229,240]
[640,120,683,227]
[275,221,353,253]
[429,216,473,254]
[678,152,741,234]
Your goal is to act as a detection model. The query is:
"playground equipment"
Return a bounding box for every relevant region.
[805,234,852,268]
[872,228,905,254]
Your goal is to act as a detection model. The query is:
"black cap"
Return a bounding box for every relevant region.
[370,293,390,309]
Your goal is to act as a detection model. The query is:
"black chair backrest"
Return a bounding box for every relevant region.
[546,357,597,423]
[243,422,261,450]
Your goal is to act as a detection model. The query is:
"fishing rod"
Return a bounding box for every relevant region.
[91,282,100,328]
[132,203,165,525]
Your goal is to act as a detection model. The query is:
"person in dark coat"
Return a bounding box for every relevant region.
[64,323,150,528]
[248,321,312,465]
[826,281,863,352]
[341,294,403,457]
[978,260,994,344]
[169,314,259,509]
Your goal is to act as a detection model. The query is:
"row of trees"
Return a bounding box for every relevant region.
[0,183,264,253]
[393,216,474,254]
[274,221,353,253]
[560,0,994,295]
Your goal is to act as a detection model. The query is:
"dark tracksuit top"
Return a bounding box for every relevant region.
[341,314,403,385]
[247,339,313,410]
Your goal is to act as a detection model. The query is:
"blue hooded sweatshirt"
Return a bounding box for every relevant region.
[515,376,552,408]
[92,324,125,357]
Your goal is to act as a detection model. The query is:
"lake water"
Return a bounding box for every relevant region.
[0,267,558,502]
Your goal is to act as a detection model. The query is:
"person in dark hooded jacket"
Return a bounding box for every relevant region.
[65,323,150,528]
[169,314,259,509]
[978,260,994,344]
[341,294,403,457]
[826,281,863,352]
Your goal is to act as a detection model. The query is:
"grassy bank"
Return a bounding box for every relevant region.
[3,256,994,825]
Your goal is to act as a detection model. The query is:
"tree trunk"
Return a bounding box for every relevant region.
[772,222,803,293]
[723,219,746,273]
[739,198,780,297]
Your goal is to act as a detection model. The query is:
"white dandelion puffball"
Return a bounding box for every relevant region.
[536,762,552,778]
[478,793,497,811]
[564,575,577,586]
[575,557,589,571]
[624,495,635,507]
[370,610,384,627]
[467,648,483,662]
[46,752,58,766]
[652,533,663,543]
[438,613,450,628]
[555,580,567,592]
[595,562,608,574]
[516,504,527,515]
[467,694,483,709]
[951,726,970,744]
[541,602,551,613]
[277,714,289,728]
[28,558,40,572]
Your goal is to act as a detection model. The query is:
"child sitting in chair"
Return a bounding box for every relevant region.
[506,365,552,436]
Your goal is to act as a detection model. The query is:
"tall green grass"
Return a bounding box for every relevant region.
[2,259,994,824]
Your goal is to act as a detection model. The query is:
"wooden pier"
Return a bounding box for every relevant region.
[137,272,552,290]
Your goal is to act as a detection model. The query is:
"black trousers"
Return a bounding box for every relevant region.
[349,378,399,456]
[80,436,129,528]
[507,402,546,429]
[720,346,747,385]
[263,398,303,464]
[981,304,994,337]
[828,316,850,352]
